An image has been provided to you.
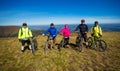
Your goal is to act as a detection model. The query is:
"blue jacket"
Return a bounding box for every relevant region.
[43,27,58,37]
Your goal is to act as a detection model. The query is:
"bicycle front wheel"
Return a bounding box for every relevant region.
[78,43,82,52]
[58,39,64,52]
[98,40,107,52]
[87,37,93,48]
[31,42,35,55]
[44,41,48,55]
[78,38,83,52]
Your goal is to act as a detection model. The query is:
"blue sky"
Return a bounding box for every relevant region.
[0,0,120,25]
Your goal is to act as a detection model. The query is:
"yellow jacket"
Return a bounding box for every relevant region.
[18,27,33,39]
[90,26,102,37]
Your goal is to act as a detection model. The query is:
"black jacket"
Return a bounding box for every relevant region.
[75,24,88,35]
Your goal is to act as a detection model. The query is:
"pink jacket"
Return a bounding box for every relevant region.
[60,24,71,37]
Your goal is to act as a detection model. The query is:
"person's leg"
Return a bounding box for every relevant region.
[83,34,88,46]
[67,37,69,45]
[64,37,69,48]
[65,37,69,45]
[27,39,32,50]
[21,40,25,52]
[52,37,56,48]
[50,40,53,49]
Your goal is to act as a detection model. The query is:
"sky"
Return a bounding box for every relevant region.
[0,0,120,25]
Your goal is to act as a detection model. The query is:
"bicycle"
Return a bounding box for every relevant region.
[58,35,69,51]
[75,32,84,52]
[31,36,38,55]
[44,34,54,55]
[87,36,107,52]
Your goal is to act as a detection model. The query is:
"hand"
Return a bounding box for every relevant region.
[75,31,79,33]
[42,34,45,36]
[19,39,21,42]
[53,35,56,37]
[100,35,102,37]
[85,32,87,34]
[59,33,63,35]
[99,33,102,37]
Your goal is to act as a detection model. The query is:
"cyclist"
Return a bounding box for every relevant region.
[59,24,71,47]
[18,23,33,53]
[42,23,58,49]
[90,21,103,48]
[90,21,102,38]
[75,19,88,46]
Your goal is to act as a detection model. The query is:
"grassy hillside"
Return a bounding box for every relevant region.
[0,32,120,71]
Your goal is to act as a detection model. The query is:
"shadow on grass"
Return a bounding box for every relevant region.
[56,42,80,52]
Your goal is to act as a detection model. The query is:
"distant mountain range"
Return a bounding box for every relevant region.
[0,26,43,37]
[28,24,120,32]
[0,24,120,37]
[0,26,20,37]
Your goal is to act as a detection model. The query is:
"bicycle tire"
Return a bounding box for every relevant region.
[87,37,93,48]
[44,41,48,55]
[61,39,64,48]
[98,40,107,52]
[34,39,38,50]
[58,39,64,51]
[31,42,35,55]
[78,38,82,52]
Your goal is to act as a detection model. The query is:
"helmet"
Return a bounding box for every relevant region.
[94,21,98,24]
[50,23,54,26]
[81,19,85,22]
[95,21,98,24]
[22,23,27,26]
[94,21,98,26]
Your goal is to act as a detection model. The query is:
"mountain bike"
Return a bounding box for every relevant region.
[87,36,107,52]
[31,36,38,55]
[75,33,84,52]
[58,35,69,51]
[44,34,54,55]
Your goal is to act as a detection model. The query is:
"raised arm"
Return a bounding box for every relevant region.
[43,28,50,35]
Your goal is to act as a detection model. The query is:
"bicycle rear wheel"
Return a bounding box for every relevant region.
[98,40,107,52]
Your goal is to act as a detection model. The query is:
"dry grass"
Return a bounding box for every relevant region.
[0,32,120,71]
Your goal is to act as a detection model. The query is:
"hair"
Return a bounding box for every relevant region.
[95,21,98,24]
[22,22,27,26]
[81,19,85,22]
[50,23,54,26]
